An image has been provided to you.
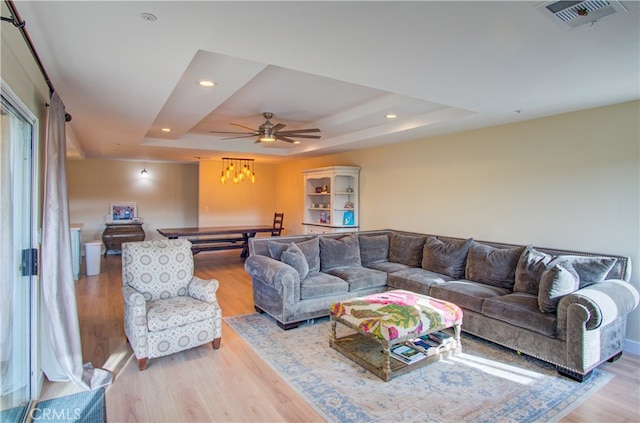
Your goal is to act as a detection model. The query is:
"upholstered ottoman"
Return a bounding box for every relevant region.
[329,289,463,381]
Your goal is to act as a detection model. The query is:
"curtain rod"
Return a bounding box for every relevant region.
[2,0,72,121]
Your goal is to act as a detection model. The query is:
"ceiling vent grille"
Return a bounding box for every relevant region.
[537,0,627,30]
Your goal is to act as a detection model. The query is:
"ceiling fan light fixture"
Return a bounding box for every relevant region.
[259,135,276,142]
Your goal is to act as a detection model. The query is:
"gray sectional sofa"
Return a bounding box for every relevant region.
[244,230,639,381]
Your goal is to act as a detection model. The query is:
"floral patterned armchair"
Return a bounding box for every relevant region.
[121,239,222,370]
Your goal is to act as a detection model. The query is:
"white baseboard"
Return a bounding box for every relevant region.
[624,338,640,356]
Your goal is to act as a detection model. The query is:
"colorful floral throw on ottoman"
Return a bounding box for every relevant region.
[330,290,463,341]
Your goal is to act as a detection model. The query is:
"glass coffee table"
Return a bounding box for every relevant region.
[329,290,463,381]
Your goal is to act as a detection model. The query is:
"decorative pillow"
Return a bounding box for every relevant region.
[514,246,553,295]
[281,242,309,280]
[319,234,361,271]
[268,237,320,273]
[389,233,426,267]
[538,264,579,313]
[550,255,616,288]
[421,236,474,278]
[465,243,524,289]
[359,234,389,264]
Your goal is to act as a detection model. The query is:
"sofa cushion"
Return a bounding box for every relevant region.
[538,264,579,313]
[364,261,412,273]
[482,293,557,338]
[514,246,553,295]
[268,237,320,273]
[326,266,387,292]
[551,255,616,288]
[358,234,389,264]
[389,233,426,267]
[300,271,349,300]
[387,268,453,295]
[319,234,361,271]
[280,242,309,280]
[465,243,524,290]
[429,280,510,313]
[422,236,474,278]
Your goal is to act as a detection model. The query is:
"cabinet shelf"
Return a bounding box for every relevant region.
[303,166,360,234]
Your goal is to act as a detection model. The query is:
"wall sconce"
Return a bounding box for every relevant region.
[140,168,149,177]
[220,158,256,184]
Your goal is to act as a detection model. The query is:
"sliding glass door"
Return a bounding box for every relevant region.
[0,88,38,423]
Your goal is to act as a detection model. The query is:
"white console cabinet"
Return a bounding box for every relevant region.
[302,166,360,234]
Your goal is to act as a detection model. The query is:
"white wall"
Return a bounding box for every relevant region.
[67,159,199,243]
[275,101,640,347]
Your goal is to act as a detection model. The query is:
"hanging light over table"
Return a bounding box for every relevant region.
[220,158,256,184]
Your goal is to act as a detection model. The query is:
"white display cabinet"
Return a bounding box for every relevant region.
[302,166,360,234]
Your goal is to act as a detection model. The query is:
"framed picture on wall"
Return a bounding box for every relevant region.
[110,203,137,223]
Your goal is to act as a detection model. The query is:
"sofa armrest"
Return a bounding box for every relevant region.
[557,279,640,335]
[244,255,300,295]
[188,276,219,303]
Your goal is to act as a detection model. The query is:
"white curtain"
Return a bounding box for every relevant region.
[40,92,112,390]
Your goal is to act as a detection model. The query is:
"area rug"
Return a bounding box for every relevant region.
[31,388,105,423]
[224,313,613,423]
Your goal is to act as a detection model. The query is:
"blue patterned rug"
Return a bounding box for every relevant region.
[31,388,105,423]
[225,313,613,423]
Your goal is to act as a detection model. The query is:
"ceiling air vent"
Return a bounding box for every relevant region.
[537,0,627,30]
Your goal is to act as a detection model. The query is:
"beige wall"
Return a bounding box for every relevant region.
[273,101,640,346]
[67,159,198,243]
[198,159,278,227]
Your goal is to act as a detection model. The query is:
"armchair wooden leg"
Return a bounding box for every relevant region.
[137,358,148,371]
[212,337,221,349]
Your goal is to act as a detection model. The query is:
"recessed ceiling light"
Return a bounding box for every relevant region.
[198,80,216,87]
[293,141,301,144]
[385,114,397,119]
[161,128,172,132]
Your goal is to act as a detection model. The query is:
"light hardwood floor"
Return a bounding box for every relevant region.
[39,250,639,422]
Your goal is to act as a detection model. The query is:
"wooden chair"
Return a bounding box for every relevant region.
[272,213,284,236]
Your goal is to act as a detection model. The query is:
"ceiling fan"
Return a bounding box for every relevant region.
[209,112,321,144]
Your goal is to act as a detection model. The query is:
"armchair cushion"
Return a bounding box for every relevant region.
[389,233,426,267]
[538,264,580,313]
[514,246,553,295]
[281,242,310,280]
[122,239,194,301]
[268,237,320,273]
[465,243,524,289]
[146,296,220,332]
[551,255,617,288]
[359,234,389,265]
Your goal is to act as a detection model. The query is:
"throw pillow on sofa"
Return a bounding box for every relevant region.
[319,233,361,271]
[389,233,426,267]
[538,264,579,313]
[359,234,389,265]
[268,237,321,273]
[465,243,524,290]
[550,255,617,288]
[514,246,554,295]
[281,242,310,280]
[422,236,474,279]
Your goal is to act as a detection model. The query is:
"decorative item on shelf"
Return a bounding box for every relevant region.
[321,185,329,193]
[343,211,355,225]
[320,212,328,224]
[346,187,353,193]
[344,201,354,209]
[220,157,256,184]
[315,187,323,193]
[323,204,329,208]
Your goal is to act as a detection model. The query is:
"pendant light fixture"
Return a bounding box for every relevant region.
[220,158,256,184]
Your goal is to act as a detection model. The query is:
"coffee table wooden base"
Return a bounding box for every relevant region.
[329,317,461,382]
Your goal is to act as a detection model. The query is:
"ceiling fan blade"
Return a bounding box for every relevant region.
[222,135,259,140]
[230,123,259,131]
[209,130,257,135]
[281,134,321,139]
[275,135,298,144]
[272,123,287,131]
[277,128,321,134]
[254,139,261,144]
